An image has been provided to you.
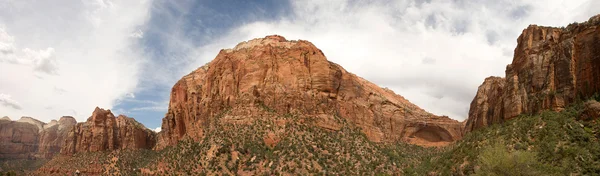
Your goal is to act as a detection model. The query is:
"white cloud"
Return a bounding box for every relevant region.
[0,28,15,55]
[0,93,22,110]
[153,127,161,132]
[0,0,153,122]
[0,27,59,75]
[130,29,144,38]
[130,105,168,112]
[125,93,136,99]
[173,0,599,121]
[25,47,59,75]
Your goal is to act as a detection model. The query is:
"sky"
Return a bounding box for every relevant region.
[0,0,599,131]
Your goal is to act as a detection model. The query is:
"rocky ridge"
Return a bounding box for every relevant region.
[61,107,157,155]
[37,116,77,158]
[156,35,463,149]
[465,14,600,132]
[0,116,76,160]
[0,118,40,159]
[0,107,156,161]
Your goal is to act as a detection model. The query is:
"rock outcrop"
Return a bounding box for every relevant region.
[156,35,463,149]
[0,116,77,159]
[466,14,600,132]
[1,109,155,160]
[17,117,45,132]
[0,118,40,159]
[61,107,156,155]
[580,100,600,121]
[37,116,77,158]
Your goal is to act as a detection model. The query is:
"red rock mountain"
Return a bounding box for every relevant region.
[1,107,156,160]
[37,116,77,158]
[61,107,156,155]
[0,117,40,159]
[0,116,76,159]
[156,35,463,149]
[465,14,600,132]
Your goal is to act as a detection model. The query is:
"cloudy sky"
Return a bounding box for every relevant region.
[0,0,598,131]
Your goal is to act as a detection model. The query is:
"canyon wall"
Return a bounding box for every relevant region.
[466,15,600,132]
[61,107,156,155]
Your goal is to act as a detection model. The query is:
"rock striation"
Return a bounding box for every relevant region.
[465,14,600,132]
[0,117,73,160]
[1,108,156,159]
[0,116,77,159]
[61,107,156,155]
[156,35,463,149]
[37,116,77,158]
[0,118,40,159]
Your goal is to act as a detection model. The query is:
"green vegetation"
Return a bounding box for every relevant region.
[14,100,600,175]
[408,102,600,175]
[0,171,17,176]
[0,159,48,175]
[32,149,162,175]
[473,142,552,176]
[146,110,421,175]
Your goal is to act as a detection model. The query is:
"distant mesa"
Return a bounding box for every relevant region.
[0,115,76,159]
[0,107,155,160]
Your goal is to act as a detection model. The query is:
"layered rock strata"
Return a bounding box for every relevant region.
[466,15,600,132]
[61,107,156,155]
[157,35,463,149]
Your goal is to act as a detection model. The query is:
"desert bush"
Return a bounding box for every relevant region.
[474,142,551,176]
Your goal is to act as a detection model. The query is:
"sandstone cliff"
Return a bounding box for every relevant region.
[36,116,77,158]
[61,107,156,155]
[1,109,155,160]
[0,118,40,159]
[156,35,463,149]
[0,116,77,159]
[465,14,600,132]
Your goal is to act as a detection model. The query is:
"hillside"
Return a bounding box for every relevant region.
[412,100,600,175]
[29,100,600,175]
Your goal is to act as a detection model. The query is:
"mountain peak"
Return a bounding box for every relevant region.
[157,35,463,149]
[224,35,314,53]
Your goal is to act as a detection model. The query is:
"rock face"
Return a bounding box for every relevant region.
[61,107,156,155]
[37,116,77,158]
[17,117,45,132]
[0,116,77,159]
[157,35,463,149]
[0,118,40,159]
[465,15,600,132]
[1,109,154,159]
[464,77,506,132]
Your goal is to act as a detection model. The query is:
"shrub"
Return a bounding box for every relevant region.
[474,142,552,176]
